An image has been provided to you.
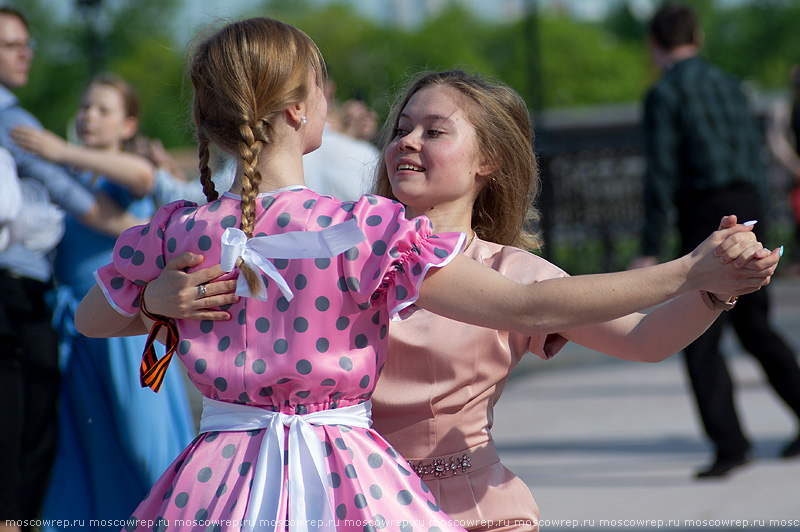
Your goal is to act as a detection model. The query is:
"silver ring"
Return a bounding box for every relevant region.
[198,285,207,299]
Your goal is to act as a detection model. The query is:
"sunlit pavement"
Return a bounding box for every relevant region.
[494,278,800,532]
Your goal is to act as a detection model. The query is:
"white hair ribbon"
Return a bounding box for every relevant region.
[220,218,366,302]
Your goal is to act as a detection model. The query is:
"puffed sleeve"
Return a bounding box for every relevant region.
[340,195,464,320]
[94,200,196,316]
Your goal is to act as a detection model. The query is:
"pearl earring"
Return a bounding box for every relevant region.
[300,116,307,126]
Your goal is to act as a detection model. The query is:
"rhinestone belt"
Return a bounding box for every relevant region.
[407,442,500,480]
[410,454,472,478]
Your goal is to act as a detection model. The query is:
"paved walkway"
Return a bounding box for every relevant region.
[492,278,800,532]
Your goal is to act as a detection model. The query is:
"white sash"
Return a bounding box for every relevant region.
[199,397,372,532]
[220,219,366,302]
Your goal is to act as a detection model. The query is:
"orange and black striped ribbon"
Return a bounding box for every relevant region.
[139,288,179,393]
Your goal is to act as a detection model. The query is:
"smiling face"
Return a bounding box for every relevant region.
[75,82,137,150]
[384,85,490,217]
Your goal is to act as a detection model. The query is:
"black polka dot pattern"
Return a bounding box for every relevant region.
[95,189,465,528]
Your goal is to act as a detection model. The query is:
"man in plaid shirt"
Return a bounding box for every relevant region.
[632,2,800,478]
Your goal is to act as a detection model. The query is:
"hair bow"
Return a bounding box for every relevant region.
[220,218,366,301]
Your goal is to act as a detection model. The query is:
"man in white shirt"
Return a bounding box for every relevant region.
[302,78,379,201]
[0,146,21,252]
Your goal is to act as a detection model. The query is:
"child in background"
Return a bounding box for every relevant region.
[12,74,194,532]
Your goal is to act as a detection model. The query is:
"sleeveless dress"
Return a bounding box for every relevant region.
[42,172,195,532]
[94,186,470,531]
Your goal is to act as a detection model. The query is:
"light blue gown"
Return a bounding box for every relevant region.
[42,173,195,531]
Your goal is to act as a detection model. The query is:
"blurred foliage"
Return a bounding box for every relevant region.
[3,0,190,147]
[264,0,649,117]
[5,0,800,149]
[703,0,800,89]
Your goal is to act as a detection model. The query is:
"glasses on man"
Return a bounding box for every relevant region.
[0,39,35,52]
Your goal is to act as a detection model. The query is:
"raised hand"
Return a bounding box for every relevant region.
[10,126,69,163]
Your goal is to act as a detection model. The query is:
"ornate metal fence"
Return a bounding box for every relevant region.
[532,102,792,275]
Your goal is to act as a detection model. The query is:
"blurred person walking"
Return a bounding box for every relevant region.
[631,2,800,479]
[302,75,379,200]
[766,63,800,273]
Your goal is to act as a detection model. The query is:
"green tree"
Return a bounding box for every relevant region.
[261,0,651,121]
[12,0,800,151]
[704,0,800,89]
[4,0,187,146]
[604,2,646,44]
[538,14,649,107]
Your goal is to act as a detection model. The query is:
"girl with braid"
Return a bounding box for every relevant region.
[74,17,779,531]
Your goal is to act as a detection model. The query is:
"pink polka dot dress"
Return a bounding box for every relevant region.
[94,186,468,532]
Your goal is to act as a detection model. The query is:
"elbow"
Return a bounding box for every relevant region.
[132,167,156,197]
[624,348,675,363]
[74,313,95,337]
[74,305,98,338]
[74,296,104,338]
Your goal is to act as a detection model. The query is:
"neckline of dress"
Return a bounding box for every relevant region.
[223,185,307,200]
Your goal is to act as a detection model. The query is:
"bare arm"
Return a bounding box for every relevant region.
[416,222,778,337]
[77,219,777,343]
[76,284,148,338]
[11,126,155,196]
[80,191,147,237]
[562,217,777,361]
[560,291,722,362]
[11,126,152,236]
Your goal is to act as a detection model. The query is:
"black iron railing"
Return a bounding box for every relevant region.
[532,101,793,275]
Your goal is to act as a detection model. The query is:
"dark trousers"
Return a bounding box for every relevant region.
[678,184,800,458]
[0,272,60,524]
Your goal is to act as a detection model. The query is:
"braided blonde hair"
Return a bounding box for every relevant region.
[189,17,325,294]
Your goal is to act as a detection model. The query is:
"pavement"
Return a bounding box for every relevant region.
[491,277,800,532]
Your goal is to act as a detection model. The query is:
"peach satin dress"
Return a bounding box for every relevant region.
[371,238,569,532]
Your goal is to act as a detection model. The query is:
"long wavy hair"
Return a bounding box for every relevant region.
[373,70,542,249]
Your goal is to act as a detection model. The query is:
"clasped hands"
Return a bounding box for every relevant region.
[691,215,781,302]
[142,215,783,323]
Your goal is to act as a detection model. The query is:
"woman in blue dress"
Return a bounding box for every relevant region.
[11,74,195,531]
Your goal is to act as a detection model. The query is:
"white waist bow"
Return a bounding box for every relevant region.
[200,397,372,532]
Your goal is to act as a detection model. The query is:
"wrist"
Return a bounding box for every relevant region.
[140,283,170,322]
[699,290,738,311]
[58,143,82,165]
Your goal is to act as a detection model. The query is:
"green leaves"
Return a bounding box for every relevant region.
[9,0,800,150]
